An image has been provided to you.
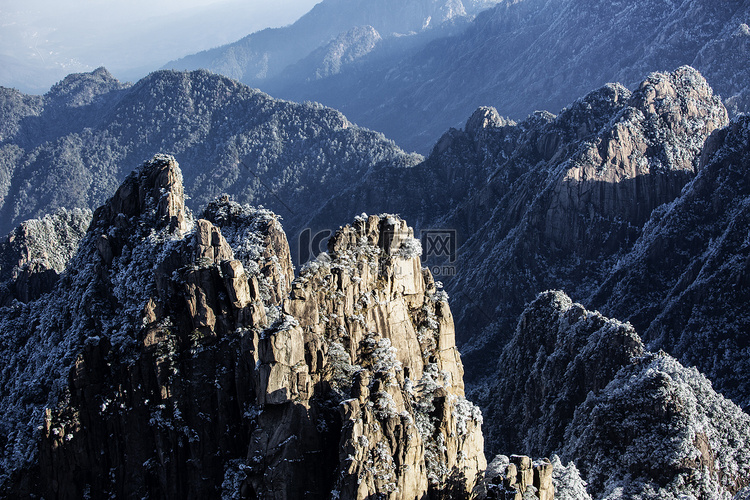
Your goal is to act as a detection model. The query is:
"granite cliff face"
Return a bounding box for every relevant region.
[0,154,484,499]
[295,67,731,391]
[271,213,485,499]
[590,113,750,410]
[446,67,726,378]
[483,290,750,499]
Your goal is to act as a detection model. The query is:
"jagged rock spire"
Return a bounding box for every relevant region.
[0,155,485,499]
[94,153,188,233]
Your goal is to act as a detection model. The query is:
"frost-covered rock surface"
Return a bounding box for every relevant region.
[0,154,484,498]
[483,454,555,500]
[482,291,644,458]
[482,290,750,500]
[273,213,486,499]
[0,154,202,495]
[564,351,750,499]
[550,455,591,500]
[0,207,91,305]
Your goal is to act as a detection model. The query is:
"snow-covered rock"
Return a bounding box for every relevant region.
[481,290,750,500]
[0,154,485,498]
[591,114,750,410]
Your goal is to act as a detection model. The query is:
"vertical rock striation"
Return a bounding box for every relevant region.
[590,114,750,410]
[282,214,484,498]
[0,154,484,499]
[450,67,727,381]
[484,454,555,500]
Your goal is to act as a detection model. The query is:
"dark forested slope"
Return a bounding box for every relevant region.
[0,68,420,238]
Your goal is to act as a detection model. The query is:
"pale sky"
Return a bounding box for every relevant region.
[0,0,322,92]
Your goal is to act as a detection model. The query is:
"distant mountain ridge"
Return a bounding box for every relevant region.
[263,0,750,153]
[164,0,499,87]
[0,67,420,238]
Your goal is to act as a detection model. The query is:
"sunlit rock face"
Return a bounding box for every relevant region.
[258,213,486,499]
[590,114,750,411]
[0,154,484,499]
[449,67,727,381]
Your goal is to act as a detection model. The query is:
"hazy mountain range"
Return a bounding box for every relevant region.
[0,0,317,94]
[165,0,500,85]
[166,0,750,153]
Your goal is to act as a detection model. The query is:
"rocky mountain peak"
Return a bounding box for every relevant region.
[483,290,645,456]
[44,67,126,108]
[202,197,294,306]
[482,290,750,499]
[0,155,486,498]
[448,68,729,372]
[630,66,727,158]
[534,67,727,257]
[94,153,189,235]
[276,212,484,497]
[552,83,631,141]
[464,106,510,136]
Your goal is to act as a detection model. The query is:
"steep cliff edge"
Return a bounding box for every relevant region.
[0,154,484,498]
[278,214,485,498]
